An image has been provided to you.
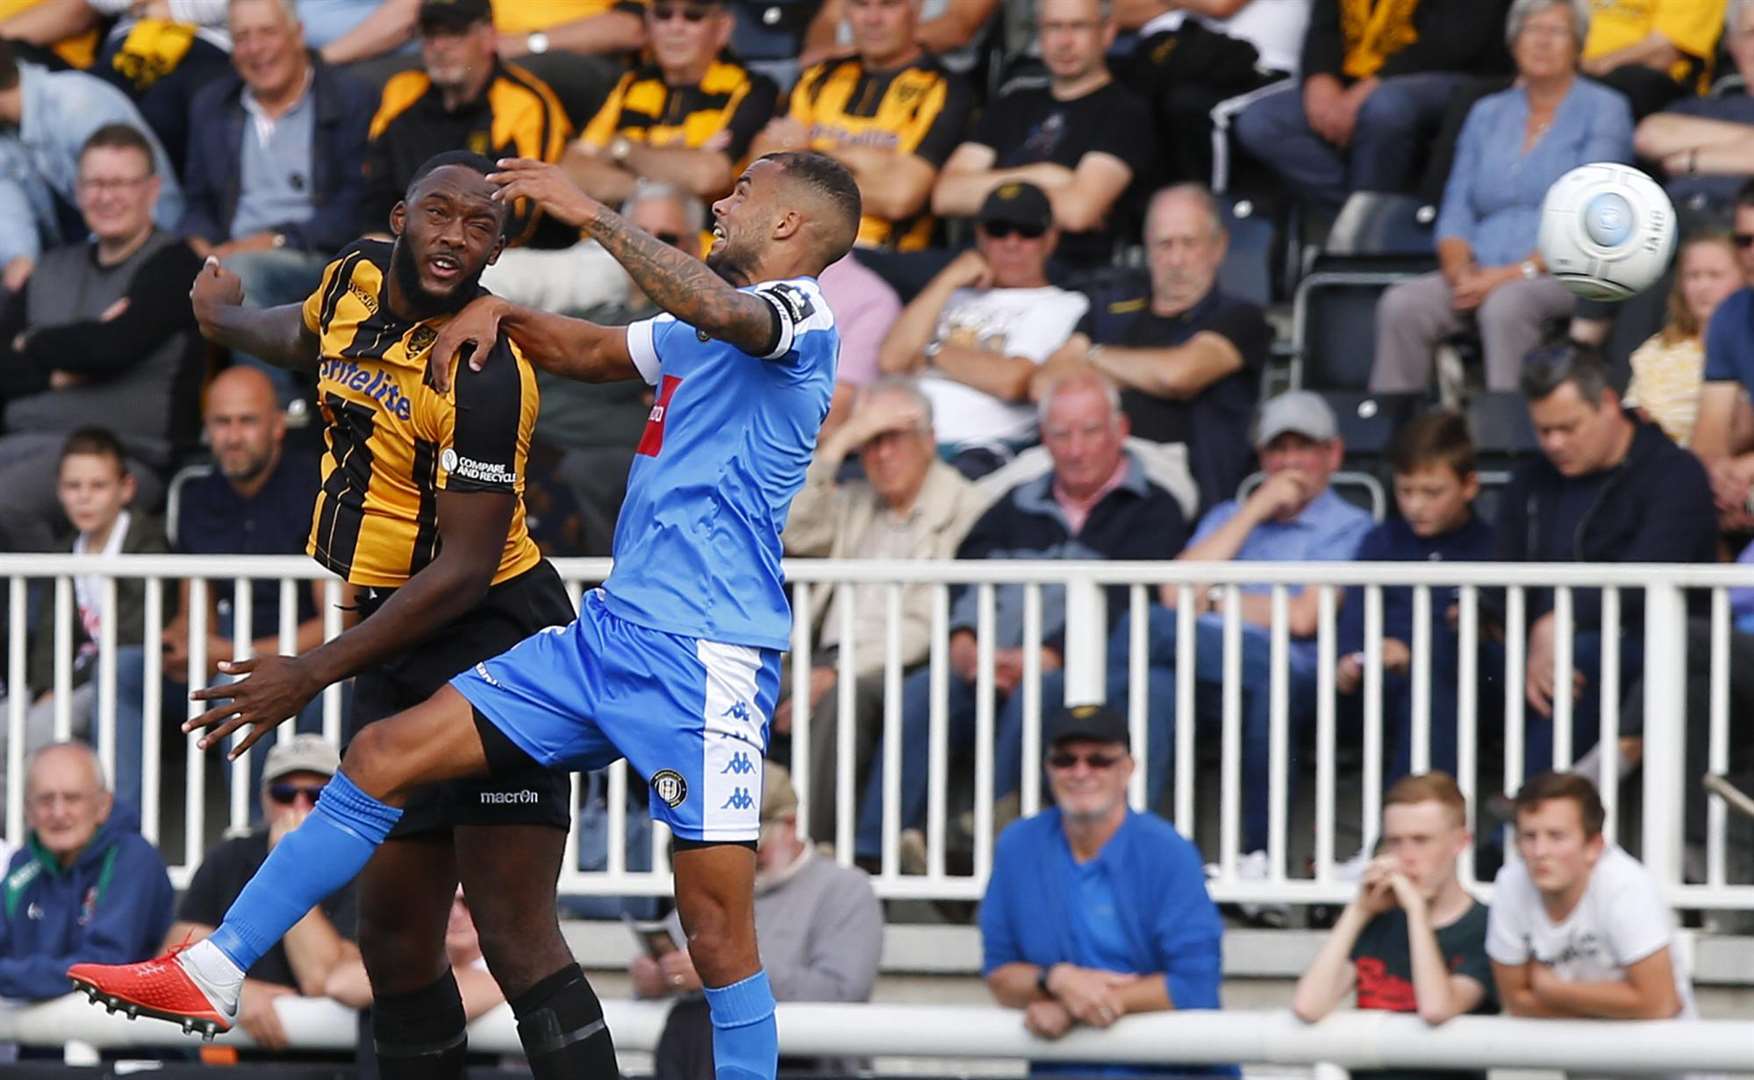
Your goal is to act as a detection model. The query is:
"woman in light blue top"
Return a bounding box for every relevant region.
[1371,0,1634,394]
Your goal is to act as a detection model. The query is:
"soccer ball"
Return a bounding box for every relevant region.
[1537,162,1677,302]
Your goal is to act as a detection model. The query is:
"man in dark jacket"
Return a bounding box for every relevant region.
[854,369,1190,863]
[0,742,173,1001]
[1494,343,1717,777]
[1231,0,1513,205]
[180,0,373,404]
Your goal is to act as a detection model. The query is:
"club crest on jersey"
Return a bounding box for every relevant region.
[406,325,438,355]
[652,769,688,808]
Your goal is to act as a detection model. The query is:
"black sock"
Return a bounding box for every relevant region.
[509,962,620,1080]
[371,968,468,1080]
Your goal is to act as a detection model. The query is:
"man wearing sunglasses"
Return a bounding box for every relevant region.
[164,734,362,1055]
[981,704,1230,1075]
[565,0,777,206]
[878,180,1090,478]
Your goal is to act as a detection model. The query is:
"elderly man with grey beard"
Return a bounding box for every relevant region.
[780,377,986,848]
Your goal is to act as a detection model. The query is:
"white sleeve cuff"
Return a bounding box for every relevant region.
[757,291,795,360]
[625,318,662,385]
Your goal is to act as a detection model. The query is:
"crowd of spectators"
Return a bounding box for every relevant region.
[0,0,1748,1062]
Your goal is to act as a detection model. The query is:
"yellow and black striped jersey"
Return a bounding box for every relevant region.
[300,239,542,589]
[363,62,573,248]
[786,55,971,251]
[581,57,778,163]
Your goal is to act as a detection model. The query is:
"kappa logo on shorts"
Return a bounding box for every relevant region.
[722,701,752,723]
[720,787,755,811]
[720,751,756,776]
[652,769,689,808]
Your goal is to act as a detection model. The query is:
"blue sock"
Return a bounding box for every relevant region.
[208,770,401,971]
[704,969,777,1080]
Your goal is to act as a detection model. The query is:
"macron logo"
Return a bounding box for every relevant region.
[480,790,539,805]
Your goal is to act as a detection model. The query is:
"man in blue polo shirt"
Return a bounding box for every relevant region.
[1106,391,1372,915]
[981,703,1230,1077]
[111,367,323,814]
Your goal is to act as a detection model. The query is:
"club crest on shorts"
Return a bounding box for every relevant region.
[652,769,688,808]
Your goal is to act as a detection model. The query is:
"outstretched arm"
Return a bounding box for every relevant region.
[427,298,639,393]
[185,488,516,757]
[488,158,782,356]
[191,257,320,372]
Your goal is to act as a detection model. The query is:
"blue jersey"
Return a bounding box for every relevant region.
[604,276,838,651]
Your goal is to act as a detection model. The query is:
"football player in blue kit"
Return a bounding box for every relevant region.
[70,150,862,1080]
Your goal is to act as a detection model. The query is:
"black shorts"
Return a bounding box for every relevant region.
[348,559,575,837]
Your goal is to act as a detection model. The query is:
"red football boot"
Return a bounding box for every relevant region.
[68,940,239,1041]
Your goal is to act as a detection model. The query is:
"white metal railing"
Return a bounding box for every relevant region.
[4,555,1752,912]
[7,996,1754,1073]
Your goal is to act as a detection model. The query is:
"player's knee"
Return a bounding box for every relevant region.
[340,727,412,803]
[680,908,758,983]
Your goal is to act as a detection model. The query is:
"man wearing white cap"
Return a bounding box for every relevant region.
[163,735,360,1052]
[1106,391,1373,919]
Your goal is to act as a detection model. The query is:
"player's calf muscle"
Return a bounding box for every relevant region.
[343,688,489,801]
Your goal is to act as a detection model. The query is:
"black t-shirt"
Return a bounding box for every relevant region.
[1078,284,1270,513]
[176,452,322,640]
[1348,901,1497,1080]
[973,81,1154,266]
[178,830,359,988]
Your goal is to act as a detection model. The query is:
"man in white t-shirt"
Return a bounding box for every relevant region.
[877,181,1089,478]
[1487,771,1695,1024]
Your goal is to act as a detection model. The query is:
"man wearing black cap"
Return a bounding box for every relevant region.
[878,180,1090,478]
[362,0,573,247]
[980,704,1229,1074]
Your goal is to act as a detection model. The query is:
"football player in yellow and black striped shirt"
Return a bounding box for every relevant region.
[174,151,613,1080]
[750,0,971,250]
[564,0,779,204]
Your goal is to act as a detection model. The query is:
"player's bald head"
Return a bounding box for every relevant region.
[758,151,861,271]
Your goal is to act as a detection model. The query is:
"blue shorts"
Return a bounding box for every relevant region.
[451,589,782,842]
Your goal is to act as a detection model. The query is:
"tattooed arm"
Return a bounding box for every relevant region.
[488,158,782,357]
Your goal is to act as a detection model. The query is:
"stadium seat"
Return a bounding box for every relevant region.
[1319,391,1425,460]
[1466,391,1538,481]
[1291,271,1412,391]
[1291,194,1439,392]
[1218,196,1274,310]
[163,463,214,549]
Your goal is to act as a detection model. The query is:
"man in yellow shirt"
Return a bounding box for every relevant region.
[567,0,778,204]
[751,0,971,253]
[1582,0,1729,117]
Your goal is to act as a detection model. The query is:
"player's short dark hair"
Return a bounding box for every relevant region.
[406,150,498,201]
[0,42,16,92]
[1388,409,1476,479]
[1513,770,1607,839]
[1520,340,1610,405]
[1737,176,1754,212]
[81,123,156,174]
[59,427,128,475]
[761,151,862,261]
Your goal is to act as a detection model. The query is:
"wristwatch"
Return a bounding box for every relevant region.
[526,31,551,54]
[1036,965,1054,997]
